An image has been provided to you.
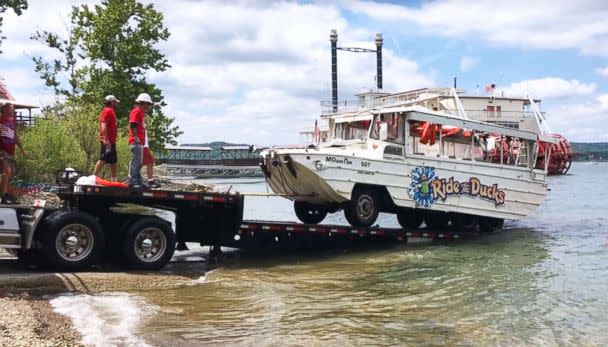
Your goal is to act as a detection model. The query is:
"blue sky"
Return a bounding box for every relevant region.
[1,0,607,145]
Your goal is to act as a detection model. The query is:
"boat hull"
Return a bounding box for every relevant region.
[262,148,547,221]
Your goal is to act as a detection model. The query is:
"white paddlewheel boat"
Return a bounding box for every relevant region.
[261,106,558,231]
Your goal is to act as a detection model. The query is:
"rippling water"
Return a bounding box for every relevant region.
[138,162,606,345]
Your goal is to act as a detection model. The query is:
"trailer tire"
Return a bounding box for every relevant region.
[16,249,42,268]
[344,187,380,227]
[478,217,504,232]
[490,218,504,230]
[122,217,175,270]
[41,210,105,271]
[452,213,478,232]
[424,211,450,230]
[396,209,424,229]
[294,201,327,224]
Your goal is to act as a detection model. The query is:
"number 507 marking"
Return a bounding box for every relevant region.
[361,161,371,167]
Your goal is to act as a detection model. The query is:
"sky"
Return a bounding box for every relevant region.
[1,0,607,145]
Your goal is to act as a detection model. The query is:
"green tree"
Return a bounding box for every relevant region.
[15,102,134,182]
[0,0,28,54]
[32,0,181,151]
[16,118,85,182]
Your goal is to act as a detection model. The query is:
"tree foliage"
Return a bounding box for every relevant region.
[32,0,181,151]
[0,0,28,53]
[16,103,133,182]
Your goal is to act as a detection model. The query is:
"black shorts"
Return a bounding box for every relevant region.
[99,143,117,164]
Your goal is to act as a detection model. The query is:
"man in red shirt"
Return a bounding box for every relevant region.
[93,95,120,181]
[0,102,26,203]
[128,93,153,188]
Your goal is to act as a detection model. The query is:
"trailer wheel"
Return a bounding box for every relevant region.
[122,217,175,270]
[294,201,327,224]
[41,210,105,271]
[396,209,424,229]
[344,187,380,227]
[490,218,504,230]
[424,211,450,230]
[478,217,504,232]
[452,213,478,232]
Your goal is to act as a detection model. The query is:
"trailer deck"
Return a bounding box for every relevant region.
[0,184,459,271]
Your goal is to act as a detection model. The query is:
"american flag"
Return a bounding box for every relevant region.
[485,83,496,94]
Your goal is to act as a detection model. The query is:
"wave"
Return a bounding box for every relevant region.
[50,292,158,347]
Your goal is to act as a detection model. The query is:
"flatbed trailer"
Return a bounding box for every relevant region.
[0,184,457,271]
[223,220,458,250]
[0,184,243,271]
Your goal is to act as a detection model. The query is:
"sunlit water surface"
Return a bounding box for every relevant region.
[60,162,608,346]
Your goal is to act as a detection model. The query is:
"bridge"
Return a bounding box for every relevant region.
[155,145,264,178]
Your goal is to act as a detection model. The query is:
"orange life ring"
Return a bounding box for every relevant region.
[95,176,128,188]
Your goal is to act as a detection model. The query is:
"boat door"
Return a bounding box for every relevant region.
[370,112,406,160]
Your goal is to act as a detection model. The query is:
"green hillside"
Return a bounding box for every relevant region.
[572,142,608,161]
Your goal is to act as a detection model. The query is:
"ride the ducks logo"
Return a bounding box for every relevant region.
[409,166,506,207]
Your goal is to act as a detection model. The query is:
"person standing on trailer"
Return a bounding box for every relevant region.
[0,102,26,203]
[143,142,160,188]
[128,93,153,188]
[93,95,120,181]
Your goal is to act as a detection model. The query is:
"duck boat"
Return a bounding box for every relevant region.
[262,105,558,231]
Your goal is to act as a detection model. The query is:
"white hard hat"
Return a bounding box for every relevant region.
[105,95,120,103]
[135,93,153,104]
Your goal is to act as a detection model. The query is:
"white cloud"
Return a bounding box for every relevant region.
[0,0,435,145]
[459,56,478,72]
[498,78,596,99]
[545,99,608,142]
[349,0,608,57]
[596,67,608,77]
[598,93,608,109]
[5,0,606,145]
[141,1,434,144]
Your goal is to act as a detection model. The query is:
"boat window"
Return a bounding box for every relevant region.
[333,120,370,140]
[370,113,405,144]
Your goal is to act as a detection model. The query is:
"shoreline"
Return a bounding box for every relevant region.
[1,177,216,346]
[0,293,83,347]
[0,249,209,346]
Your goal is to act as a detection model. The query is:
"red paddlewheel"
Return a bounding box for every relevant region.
[536,134,572,175]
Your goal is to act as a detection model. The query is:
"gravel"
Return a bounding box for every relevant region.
[0,295,83,347]
[0,176,217,346]
[0,259,202,346]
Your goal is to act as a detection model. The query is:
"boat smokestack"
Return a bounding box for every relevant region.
[375,33,383,90]
[330,29,338,113]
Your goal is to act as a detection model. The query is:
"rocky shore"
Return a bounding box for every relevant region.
[0,177,216,346]
[0,293,83,347]
[0,248,206,346]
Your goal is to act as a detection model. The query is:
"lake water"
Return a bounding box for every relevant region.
[55,162,608,346]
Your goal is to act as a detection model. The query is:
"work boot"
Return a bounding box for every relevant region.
[147,180,160,189]
[128,181,143,189]
[1,192,19,204]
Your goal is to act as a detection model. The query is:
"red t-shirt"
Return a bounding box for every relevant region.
[0,114,16,156]
[99,106,118,144]
[128,106,146,145]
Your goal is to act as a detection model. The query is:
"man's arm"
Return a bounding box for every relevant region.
[130,122,140,144]
[101,121,110,145]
